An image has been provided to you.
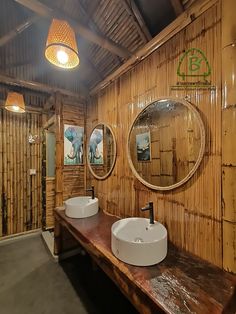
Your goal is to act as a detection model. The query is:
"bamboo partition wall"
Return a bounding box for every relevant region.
[55,93,86,207]
[0,108,42,236]
[87,3,223,268]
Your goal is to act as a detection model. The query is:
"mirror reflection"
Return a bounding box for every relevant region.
[88,123,116,180]
[128,99,205,190]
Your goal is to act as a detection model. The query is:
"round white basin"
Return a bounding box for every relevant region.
[111,217,167,266]
[65,196,99,218]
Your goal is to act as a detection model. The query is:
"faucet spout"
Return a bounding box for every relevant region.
[141,202,154,224]
[86,186,95,199]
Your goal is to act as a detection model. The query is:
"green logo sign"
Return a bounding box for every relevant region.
[177,48,211,80]
[170,48,215,91]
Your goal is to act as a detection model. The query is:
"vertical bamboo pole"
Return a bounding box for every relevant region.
[0,109,3,237]
[55,93,64,207]
[222,0,236,273]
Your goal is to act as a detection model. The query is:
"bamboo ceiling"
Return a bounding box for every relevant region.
[0,0,193,95]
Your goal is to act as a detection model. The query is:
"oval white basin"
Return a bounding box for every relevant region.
[65,196,99,218]
[111,217,167,266]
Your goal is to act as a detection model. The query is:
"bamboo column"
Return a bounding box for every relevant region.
[55,93,64,207]
[222,0,236,273]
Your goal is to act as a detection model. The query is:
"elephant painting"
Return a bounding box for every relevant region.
[64,125,84,165]
[89,128,103,164]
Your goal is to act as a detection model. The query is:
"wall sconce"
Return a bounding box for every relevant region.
[5,92,25,113]
[45,19,79,69]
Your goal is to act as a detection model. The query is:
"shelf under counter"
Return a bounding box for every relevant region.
[54,208,236,314]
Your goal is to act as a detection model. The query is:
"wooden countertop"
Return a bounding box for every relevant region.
[54,208,236,314]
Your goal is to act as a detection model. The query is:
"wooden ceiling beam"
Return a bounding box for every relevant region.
[14,0,133,59]
[0,72,87,99]
[0,15,40,47]
[117,0,152,43]
[170,0,184,16]
[128,0,152,41]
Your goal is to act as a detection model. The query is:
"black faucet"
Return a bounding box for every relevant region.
[141,202,154,224]
[86,186,95,199]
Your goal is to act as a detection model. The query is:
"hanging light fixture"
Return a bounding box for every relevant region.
[5,92,25,113]
[45,19,79,69]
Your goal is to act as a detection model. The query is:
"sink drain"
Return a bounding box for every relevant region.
[134,237,144,243]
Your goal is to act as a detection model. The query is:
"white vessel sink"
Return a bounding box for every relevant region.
[111,217,167,266]
[65,196,99,218]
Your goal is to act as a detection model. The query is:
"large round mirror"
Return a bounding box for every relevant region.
[128,98,205,190]
[87,123,116,180]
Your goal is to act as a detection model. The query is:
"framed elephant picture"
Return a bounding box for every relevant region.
[64,124,84,165]
[89,128,103,165]
[136,131,151,162]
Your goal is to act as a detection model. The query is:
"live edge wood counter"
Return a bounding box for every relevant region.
[54,208,236,314]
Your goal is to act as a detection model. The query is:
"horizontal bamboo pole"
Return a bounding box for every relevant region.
[0,15,40,47]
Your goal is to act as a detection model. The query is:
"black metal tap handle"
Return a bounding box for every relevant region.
[141,202,154,224]
[86,186,95,199]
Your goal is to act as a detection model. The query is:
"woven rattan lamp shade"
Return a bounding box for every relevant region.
[5,92,25,113]
[45,19,79,69]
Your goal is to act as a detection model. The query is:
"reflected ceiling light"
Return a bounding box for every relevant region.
[45,18,79,69]
[5,92,25,113]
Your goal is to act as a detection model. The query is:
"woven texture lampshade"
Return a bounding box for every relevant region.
[5,92,25,113]
[45,19,79,69]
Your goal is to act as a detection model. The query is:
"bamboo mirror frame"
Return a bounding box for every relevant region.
[127,98,205,191]
[87,123,117,180]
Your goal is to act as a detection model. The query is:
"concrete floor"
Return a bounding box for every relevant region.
[0,233,138,314]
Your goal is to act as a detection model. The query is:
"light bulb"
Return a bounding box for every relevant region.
[56,50,69,64]
[12,105,20,111]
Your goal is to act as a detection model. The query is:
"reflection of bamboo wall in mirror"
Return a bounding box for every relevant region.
[86,2,226,269]
[131,106,201,186]
[0,107,43,236]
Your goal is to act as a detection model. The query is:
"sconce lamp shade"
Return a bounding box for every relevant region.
[5,92,25,113]
[45,19,79,69]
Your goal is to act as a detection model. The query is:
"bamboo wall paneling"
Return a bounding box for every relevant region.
[0,108,42,237]
[45,177,55,228]
[222,0,236,273]
[87,3,223,267]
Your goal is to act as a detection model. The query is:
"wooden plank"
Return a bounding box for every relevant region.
[54,209,236,314]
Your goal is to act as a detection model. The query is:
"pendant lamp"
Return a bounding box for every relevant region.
[45,19,79,69]
[5,92,25,113]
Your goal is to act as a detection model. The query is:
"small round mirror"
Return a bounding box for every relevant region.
[87,123,116,180]
[128,98,205,190]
